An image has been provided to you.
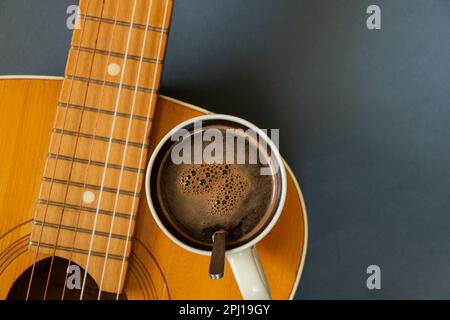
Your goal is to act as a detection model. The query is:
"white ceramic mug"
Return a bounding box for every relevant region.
[145,115,287,300]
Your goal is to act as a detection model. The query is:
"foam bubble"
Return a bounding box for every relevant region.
[178,164,250,216]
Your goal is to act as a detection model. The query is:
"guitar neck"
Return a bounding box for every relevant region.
[30,0,173,294]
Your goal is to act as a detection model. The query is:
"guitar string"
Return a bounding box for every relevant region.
[41,0,111,300]
[115,0,171,300]
[96,0,155,299]
[60,0,122,300]
[79,0,139,300]
[25,0,94,300]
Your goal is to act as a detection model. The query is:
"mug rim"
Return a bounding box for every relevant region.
[145,114,287,256]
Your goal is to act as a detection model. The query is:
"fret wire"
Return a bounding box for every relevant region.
[57,101,154,122]
[47,153,145,174]
[42,177,140,197]
[38,199,136,220]
[78,13,168,33]
[72,45,163,64]
[52,128,150,149]
[59,81,158,118]
[67,75,158,94]
[30,242,129,261]
[33,220,132,241]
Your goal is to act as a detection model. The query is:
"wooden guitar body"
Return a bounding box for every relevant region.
[0,77,307,299]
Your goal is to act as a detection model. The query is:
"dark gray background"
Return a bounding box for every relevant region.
[1,0,449,299]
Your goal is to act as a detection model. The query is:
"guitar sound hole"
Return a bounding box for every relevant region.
[7,257,127,300]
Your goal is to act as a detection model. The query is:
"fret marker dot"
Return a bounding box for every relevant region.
[107,63,121,76]
[83,191,96,204]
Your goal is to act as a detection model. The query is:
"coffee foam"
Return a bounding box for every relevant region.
[179,164,250,216]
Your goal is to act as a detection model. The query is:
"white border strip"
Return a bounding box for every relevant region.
[0,75,308,300]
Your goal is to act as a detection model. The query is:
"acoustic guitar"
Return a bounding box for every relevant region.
[0,0,307,300]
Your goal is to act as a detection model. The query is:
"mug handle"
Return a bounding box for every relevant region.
[226,246,271,300]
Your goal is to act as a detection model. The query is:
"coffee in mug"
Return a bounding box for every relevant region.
[148,120,283,251]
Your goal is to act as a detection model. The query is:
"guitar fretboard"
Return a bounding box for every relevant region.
[30,0,173,295]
